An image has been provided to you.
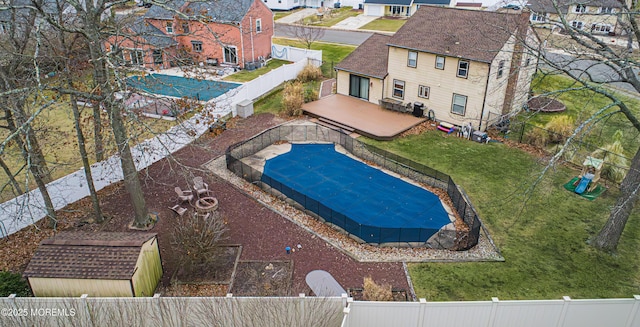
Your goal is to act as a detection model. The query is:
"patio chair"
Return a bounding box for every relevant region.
[193,176,210,197]
[169,204,188,217]
[175,186,194,203]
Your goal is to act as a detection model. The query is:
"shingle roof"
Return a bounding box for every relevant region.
[129,17,177,48]
[146,0,254,23]
[527,0,622,14]
[335,33,391,79]
[389,6,526,63]
[363,0,412,5]
[23,232,157,280]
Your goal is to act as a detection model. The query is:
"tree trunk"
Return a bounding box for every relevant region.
[592,146,640,251]
[109,101,150,227]
[93,106,104,162]
[0,157,23,196]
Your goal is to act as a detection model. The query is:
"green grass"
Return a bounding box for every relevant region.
[521,73,640,158]
[359,18,407,32]
[254,81,320,116]
[274,11,294,21]
[273,38,356,77]
[223,59,291,82]
[302,7,359,27]
[364,132,640,300]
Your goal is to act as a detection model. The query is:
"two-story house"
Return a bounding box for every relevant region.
[335,6,538,131]
[106,0,273,70]
[363,0,452,17]
[527,0,627,35]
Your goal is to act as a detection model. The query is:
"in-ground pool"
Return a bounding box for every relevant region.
[126,74,241,101]
[261,143,452,244]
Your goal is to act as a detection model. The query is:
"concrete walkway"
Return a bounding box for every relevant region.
[331,15,378,30]
[276,8,318,24]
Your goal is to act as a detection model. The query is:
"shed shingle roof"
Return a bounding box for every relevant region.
[389,6,527,63]
[23,232,157,280]
[335,33,391,79]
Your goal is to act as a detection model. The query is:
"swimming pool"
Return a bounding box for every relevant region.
[261,143,452,244]
[126,74,241,101]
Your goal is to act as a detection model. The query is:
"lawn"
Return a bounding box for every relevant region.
[273,38,356,77]
[359,18,406,32]
[364,132,640,300]
[0,91,177,202]
[223,59,291,82]
[302,6,360,27]
[519,73,640,158]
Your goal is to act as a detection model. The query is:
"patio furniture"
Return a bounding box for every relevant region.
[193,176,210,197]
[169,205,188,217]
[175,186,194,203]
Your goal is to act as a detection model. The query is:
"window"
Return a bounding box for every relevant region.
[497,60,505,78]
[418,85,430,98]
[256,19,262,33]
[600,7,614,14]
[592,23,612,33]
[191,41,203,52]
[571,21,584,29]
[130,50,144,66]
[457,60,469,78]
[223,46,238,64]
[153,50,163,65]
[182,22,189,33]
[407,51,417,68]
[574,4,586,13]
[525,57,531,66]
[349,74,369,100]
[451,94,467,115]
[390,6,405,15]
[165,21,173,34]
[531,12,546,22]
[392,80,405,99]
[435,56,445,70]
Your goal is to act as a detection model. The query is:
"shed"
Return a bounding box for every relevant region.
[23,232,162,297]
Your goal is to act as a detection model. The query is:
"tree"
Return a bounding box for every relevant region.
[526,0,640,251]
[286,23,326,49]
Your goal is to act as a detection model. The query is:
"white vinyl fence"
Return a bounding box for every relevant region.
[0,45,321,238]
[341,296,640,327]
[0,294,346,327]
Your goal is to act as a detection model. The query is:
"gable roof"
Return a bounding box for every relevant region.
[389,6,526,63]
[335,33,391,79]
[527,0,622,13]
[146,0,255,23]
[128,17,177,48]
[23,232,157,280]
[363,0,412,5]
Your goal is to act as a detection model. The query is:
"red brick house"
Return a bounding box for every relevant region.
[107,0,273,70]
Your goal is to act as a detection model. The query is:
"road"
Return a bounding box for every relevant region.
[542,50,638,93]
[274,23,372,46]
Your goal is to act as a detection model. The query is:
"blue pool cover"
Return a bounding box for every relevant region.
[262,144,451,243]
[126,74,241,101]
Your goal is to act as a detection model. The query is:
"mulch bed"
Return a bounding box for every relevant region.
[231,261,293,297]
[1,113,410,298]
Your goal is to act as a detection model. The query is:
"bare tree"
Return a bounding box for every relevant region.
[287,23,326,49]
[524,0,640,250]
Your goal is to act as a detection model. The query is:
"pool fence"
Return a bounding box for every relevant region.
[226,124,482,250]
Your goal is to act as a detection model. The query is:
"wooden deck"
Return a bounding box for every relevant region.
[302,94,425,140]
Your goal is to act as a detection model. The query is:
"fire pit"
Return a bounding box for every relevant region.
[195,196,218,214]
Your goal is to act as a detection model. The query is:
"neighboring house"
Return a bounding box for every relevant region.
[363,0,452,17]
[335,6,538,131]
[23,232,163,297]
[106,0,273,70]
[527,0,627,35]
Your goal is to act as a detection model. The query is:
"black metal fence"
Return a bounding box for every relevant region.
[226,124,481,250]
[507,121,630,178]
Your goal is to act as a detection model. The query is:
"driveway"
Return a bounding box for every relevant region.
[331,15,378,30]
[276,8,318,24]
